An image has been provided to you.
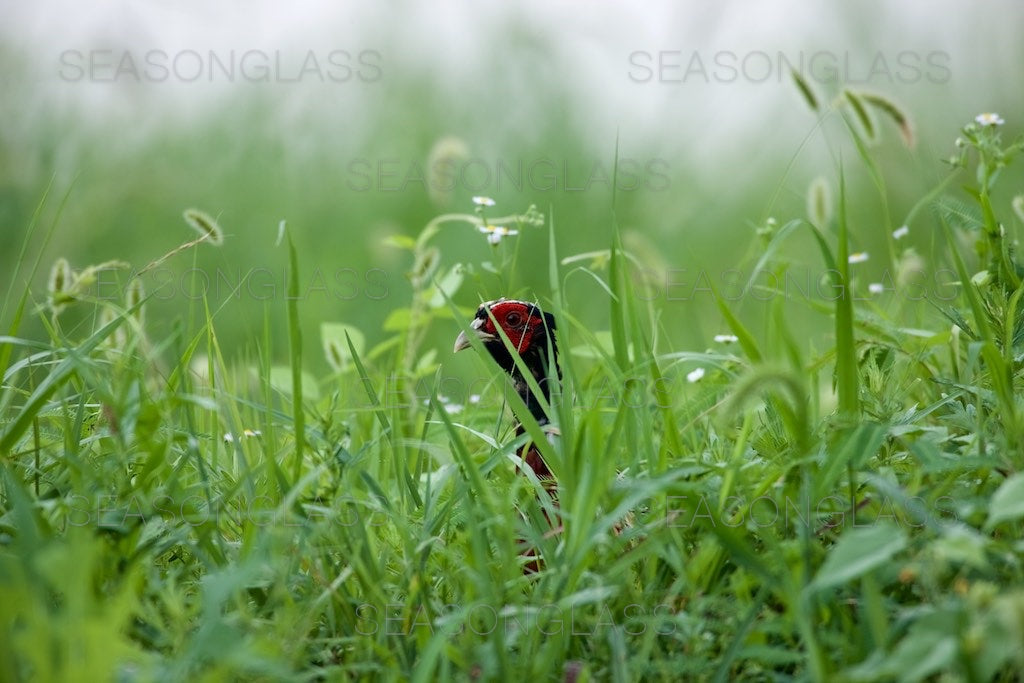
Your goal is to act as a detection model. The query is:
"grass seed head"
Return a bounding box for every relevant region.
[183,208,225,246]
[426,135,470,206]
[47,257,74,312]
[807,176,833,226]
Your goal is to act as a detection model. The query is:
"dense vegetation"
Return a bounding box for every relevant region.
[2,78,1024,680]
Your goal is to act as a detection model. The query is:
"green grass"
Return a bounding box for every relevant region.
[3,91,1024,682]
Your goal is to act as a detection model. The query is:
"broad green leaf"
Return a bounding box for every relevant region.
[986,472,1024,529]
[812,523,906,591]
[931,525,988,568]
[321,322,365,371]
[269,366,320,401]
[428,264,464,308]
[382,307,413,331]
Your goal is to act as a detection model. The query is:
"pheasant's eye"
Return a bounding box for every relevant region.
[505,311,523,327]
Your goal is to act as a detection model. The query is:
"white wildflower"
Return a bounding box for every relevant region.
[975,112,1005,127]
[848,252,869,264]
[479,225,519,245]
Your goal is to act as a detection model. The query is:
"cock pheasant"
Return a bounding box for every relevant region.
[453,298,561,570]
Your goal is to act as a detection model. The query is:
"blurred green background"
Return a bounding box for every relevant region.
[2,0,1022,378]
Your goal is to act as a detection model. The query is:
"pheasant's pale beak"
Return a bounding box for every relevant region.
[453,317,495,352]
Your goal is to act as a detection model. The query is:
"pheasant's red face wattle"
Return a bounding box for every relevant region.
[477,301,539,351]
[453,298,560,423]
[453,299,554,358]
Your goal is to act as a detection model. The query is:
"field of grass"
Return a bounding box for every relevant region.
[3,75,1024,681]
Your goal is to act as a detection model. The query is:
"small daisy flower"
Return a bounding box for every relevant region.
[443,403,463,415]
[868,283,885,295]
[975,112,1005,127]
[223,433,234,443]
[468,393,481,404]
[686,367,706,383]
[848,252,869,264]
[892,225,909,240]
[713,334,739,344]
[472,196,496,207]
[479,224,519,245]
[438,394,450,403]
